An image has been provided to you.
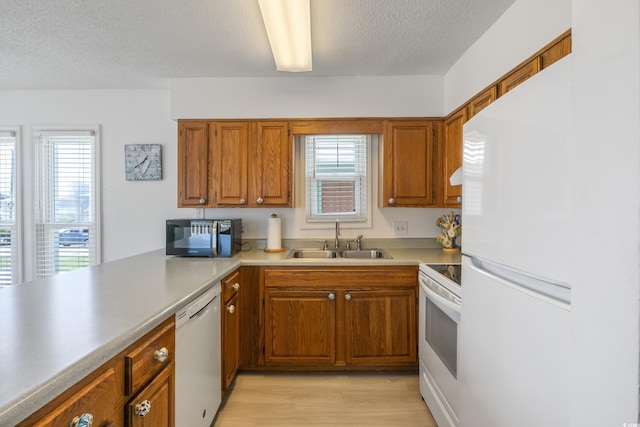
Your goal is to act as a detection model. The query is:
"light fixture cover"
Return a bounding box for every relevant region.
[258,0,312,72]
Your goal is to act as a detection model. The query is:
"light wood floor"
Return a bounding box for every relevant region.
[213,372,437,426]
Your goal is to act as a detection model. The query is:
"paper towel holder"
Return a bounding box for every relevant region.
[264,213,286,253]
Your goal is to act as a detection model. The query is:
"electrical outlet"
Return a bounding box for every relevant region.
[194,208,204,219]
[392,221,408,236]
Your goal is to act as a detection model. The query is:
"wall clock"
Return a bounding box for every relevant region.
[125,144,162,181]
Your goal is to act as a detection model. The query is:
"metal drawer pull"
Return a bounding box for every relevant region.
[345,293,352,301]
[328,293,335,300]
[154,347,169,362]
[227,304,236,314]
[70,413,93,427]
[134,400,151,417]
[232,282,240,291]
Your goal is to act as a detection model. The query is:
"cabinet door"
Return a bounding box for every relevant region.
[27,366,122,427]
[222,292,240,391]
[177,121,211,207]
[382,120,435,207]
[126,363,174,427]
[250,122,291,207]
[214,121,249,206]
[443,109,465,207]
[264,289,336,365]
[344,289,417,365]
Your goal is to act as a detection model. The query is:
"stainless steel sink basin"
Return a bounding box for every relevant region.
[286,248,392,259]
[338,249,393,259]
[286,249,338,259]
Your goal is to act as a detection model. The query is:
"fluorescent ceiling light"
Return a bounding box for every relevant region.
[258,0,312,72]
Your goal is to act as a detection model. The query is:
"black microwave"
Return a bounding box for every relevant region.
[166,219,242,257]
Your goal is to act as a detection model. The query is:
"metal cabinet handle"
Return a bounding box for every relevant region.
[256,197,264,205]
[388,197,396,205]
[153,347,169,363]
[70,413,93,427]
[239,198,247,205]
[232,283,240,291]
[328,293,335,300]
[198,198,206,205]
[227,304,236,314]
[345,293,352,301]
[134,400,151,417]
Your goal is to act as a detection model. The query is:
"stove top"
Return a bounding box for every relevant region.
[421,264,461,285]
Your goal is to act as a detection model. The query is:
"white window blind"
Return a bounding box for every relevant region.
[34,129,100,279]
[305,135,369,222]
[0,130,18,285]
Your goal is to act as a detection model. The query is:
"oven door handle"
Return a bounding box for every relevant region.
[419,276,461,323]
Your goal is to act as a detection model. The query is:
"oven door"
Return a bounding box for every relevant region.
[419,271,460,427]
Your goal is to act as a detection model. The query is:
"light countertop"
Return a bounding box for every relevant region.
[0,245,460,425]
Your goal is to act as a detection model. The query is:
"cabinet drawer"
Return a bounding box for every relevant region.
[125,319,175,396]
[222,269,241,302]
[264,266,417,288]
[28,365,122,427]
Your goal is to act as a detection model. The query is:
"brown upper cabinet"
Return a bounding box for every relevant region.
[178,120,292,208]
[466,86,497,121]
[443,109,466,208]
[381,120,440,207]
[177,121,211,207]
[213,121,250,206]
[498,57,542,96]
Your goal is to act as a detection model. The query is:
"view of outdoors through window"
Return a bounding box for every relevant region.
[34,131,97,279]
[0,132,16,285]
[305,134,368,222]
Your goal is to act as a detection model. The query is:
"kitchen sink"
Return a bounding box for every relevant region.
[286,249,338,259]
[338,249,393,259]
[285,248,393,259]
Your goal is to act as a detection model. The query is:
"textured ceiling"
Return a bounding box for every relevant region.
[0,0,516,89]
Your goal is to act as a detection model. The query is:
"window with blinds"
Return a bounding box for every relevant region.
[0,129,18,285]
[33,128,100,279]
[305,135,369,222]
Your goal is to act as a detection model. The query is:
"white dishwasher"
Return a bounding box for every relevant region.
[175,282,222,426]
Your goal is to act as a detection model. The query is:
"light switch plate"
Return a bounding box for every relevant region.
[392,221,408,236]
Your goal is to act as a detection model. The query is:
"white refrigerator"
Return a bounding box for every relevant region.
[459,56,573,427]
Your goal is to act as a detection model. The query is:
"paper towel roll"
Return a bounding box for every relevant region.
[267,216,282,250]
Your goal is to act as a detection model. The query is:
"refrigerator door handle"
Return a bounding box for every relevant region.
[469,256,571,308]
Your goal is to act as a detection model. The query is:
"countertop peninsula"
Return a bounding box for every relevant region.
[0,245,460,425]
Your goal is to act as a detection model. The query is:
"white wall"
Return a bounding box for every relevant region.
[0,90,180,273]
[170,75,445,119]
[444,0,572,113]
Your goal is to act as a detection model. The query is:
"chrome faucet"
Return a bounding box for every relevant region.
[355,235,363,250]
[335,219,340,249]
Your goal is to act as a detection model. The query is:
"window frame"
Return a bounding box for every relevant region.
[31,125,101,279]
[0,126,21,285]
[299,134,373,229]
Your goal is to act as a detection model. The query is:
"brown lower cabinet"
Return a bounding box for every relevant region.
[222,268,242,392]
[262,266,418,369]
[125,362,174,427]
[19,317,175,427]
